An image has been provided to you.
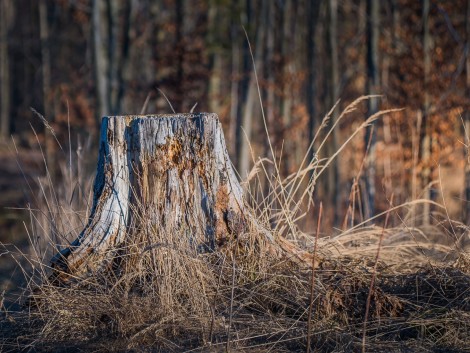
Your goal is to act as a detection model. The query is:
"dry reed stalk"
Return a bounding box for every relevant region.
[30,107,63,151]
[307,202,323,353]
[226,250,236,353]
[156,87,176,113]
[411,112,421,226]
[209,254,226,344]
[362,196,392,353]
[339,198,444,238]
[382,114,393,196]
[343,123,375,228]
[287,108,403,227]
[140,91,152,115]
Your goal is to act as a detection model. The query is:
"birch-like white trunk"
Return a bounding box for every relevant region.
[52,114,247,276]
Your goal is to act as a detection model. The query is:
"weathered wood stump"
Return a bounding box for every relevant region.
[51,113,250,276]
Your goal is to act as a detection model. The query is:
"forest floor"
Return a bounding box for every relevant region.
[1,222,469,352]
[0,142,470,352]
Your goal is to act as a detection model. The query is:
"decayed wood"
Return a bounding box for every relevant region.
[52,113,248,276]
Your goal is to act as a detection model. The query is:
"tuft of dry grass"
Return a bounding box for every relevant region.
[4,241,469,352]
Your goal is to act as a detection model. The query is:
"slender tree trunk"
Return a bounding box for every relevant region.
[237,0,266,178]
[233,0,250,167]
[39,0,51,119]
[307,0,322,161]
[364,0,380,220]
[109,0,131,114]
[175,0,184,111]
[207,1,223,116]
[265,0,275,152]
[264,0,276,188]
[326,0,340,224]
[92,0,130,119]
[281,0,295,124]
[464,0,470,224]
[382,1,393,198]
[92,0,110,121]
[229,11,240,158]
[107,0,118,113]
[0,0,11,139]
[293,0,306,168]
[421,0,432,225]
[39,0,55,178]
[281,0,294,175]
[391,0,399,51]
[148,1,160,113]
[39,0,53,113]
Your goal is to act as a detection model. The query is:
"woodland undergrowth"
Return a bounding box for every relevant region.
[1,99,470,352]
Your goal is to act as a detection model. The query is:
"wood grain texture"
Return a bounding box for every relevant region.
[52,113,247,276]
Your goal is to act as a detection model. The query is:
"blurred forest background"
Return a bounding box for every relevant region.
[0,0,470,246]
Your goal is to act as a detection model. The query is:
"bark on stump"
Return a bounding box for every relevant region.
[52,113,249,277]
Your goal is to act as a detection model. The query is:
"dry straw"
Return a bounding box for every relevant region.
[1,99,469,352]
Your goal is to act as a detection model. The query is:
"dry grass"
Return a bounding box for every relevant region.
[2,231,469,352]
[1,102,470,352]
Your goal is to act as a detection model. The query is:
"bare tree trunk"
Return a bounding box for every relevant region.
[279,0,309,173]
[92,0,110,121]
[307,0,322,162]
[38,0,56,179]
[263,0,276,191]
[174,0,184,111]
[326,0,340,224]
[92,0,130,119]
[0,0,11,139]
[237,0,266,178]
[231,0,249,166]
[381,2,392,198]
[208,1,222,115]
[364,0,380,220]
[391,0,399,50]
[464,0,470,224]
[109,0,131,114]
[39,0,51,119]
[281,0,295,175]
[383,0,399,201]
[421,0,432,225]
[92,0,132,119]
[293,0,307,168]
[123,1,159,114]
[52,114,250,278]
[229,12,240,157]
[265,0,275,155]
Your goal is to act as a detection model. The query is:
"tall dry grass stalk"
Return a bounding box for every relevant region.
[307,202,322,353]
[362,196,392,353]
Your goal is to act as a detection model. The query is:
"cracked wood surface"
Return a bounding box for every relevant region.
[51,113,247,276]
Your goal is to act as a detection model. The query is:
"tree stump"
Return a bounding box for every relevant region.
[51,113,250,277]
